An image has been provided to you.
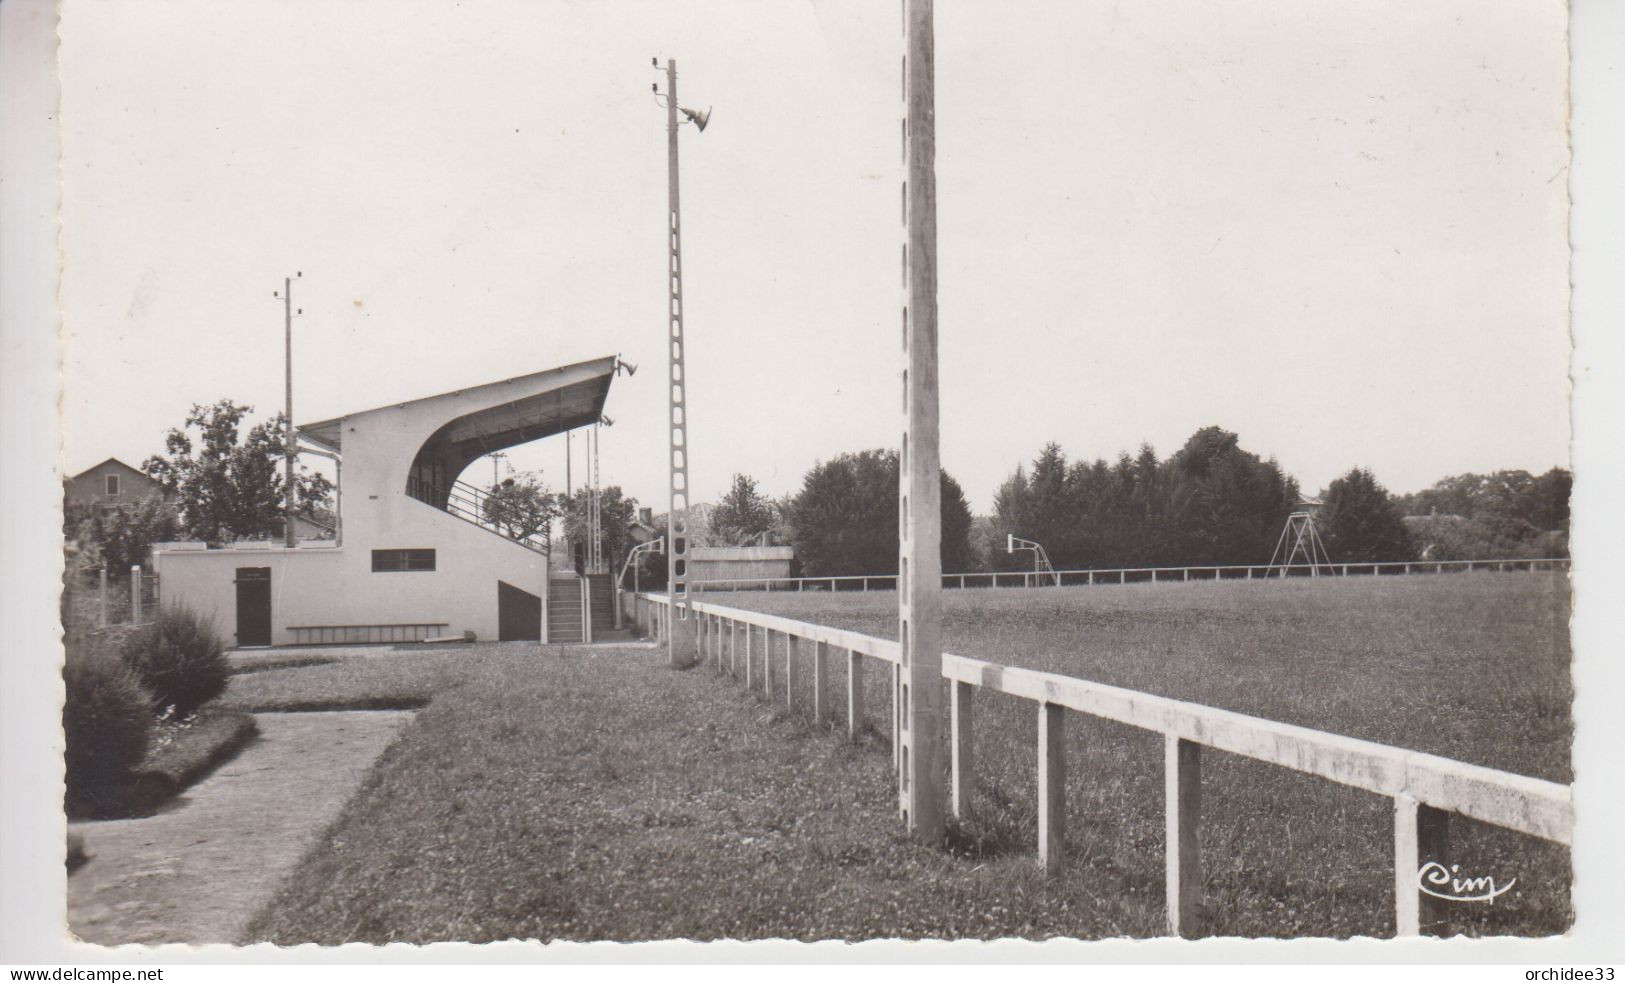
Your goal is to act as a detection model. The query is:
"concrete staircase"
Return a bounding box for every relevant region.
[586,574,636,642]
[546,578,584,643]
[545,574,636,643]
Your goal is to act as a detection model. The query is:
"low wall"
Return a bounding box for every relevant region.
[687,546,794,585]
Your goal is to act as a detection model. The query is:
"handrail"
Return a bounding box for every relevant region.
[628,589,1573,936]
[686,557,1571,593]
[412,476,552,556]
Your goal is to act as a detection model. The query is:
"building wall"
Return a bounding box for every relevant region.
[155,386,569,647]
[688,546,794,584]
[155,505,552,646]
[65,459,169,511]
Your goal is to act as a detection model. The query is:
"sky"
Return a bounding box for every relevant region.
[57,0,1572,514]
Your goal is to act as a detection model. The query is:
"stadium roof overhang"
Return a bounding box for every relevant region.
[297,355,618,474]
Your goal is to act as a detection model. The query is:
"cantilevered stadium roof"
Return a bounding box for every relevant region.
[297,355,618,463]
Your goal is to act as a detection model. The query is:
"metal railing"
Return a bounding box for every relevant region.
[628,590,1572,938]
[687,557,1571,593]
[410,476,552,556]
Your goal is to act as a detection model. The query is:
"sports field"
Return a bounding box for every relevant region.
[704,570,1573,937]
[238,571,1570,941]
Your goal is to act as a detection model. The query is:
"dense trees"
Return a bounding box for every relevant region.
[72,496,180,573]
[142,400,332,542]
[559,485,638,573]
[1318,468,1414,562]
[1394,468,1571,559]
[785,450,974,577]
[481,471,560,542]
[991,428,1299,570]
[711,474,778,546]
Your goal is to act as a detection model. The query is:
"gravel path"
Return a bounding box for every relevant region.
[67,710,414,945]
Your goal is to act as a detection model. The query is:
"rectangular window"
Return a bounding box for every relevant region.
[105,474,121,495]
[372,549,436,572]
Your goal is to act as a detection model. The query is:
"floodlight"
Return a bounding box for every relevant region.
[680,106,711,131]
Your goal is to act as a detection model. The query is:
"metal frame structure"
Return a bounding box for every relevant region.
[588,424,604,575]
[1267,510,1334,577]
[655,57,705,665]
[1006,534,1060,586]
[618,537,665,595]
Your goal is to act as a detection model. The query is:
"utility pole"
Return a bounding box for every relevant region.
[275,272,302,549]
[898,0,945,843]
[654,57,708,666]
[490,451,506,487]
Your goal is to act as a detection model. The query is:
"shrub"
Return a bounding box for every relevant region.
[63,648,154,818]
[120,604,229,718]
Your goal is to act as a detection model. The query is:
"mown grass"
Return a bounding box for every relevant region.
[217,651,460,712]
[242,573,1570,941]
[243,644,1167,943]
[708,571,1573,937]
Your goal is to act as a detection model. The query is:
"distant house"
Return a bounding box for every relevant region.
[64,457,173,514]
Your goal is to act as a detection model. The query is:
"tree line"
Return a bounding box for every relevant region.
[73,401,1570,582]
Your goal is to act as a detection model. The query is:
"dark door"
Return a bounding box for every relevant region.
[497,580,541,641]
[234,567,272,647]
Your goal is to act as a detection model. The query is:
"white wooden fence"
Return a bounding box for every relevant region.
[627,590,1572,938]
[687,557,1570,593]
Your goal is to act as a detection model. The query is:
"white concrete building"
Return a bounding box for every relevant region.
[154,356,618,647]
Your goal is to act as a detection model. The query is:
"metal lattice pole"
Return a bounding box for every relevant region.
[899,0,946,842]
[662,58,697,665]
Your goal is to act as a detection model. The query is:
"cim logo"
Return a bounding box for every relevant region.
[1417,861,1516,904]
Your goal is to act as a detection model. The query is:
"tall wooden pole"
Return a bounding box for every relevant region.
[899,0,945,842]
[664,58,697,666]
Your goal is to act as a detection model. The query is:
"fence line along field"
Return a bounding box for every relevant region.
[701,571,1572,938]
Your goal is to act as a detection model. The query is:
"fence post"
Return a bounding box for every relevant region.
[764,629,776,698]
[745,625,755,691]
[1165,735,1202,938]
[130,565,143,623]
[98,568,108,627]
[951,680,974,819]
[1038,701,1065,874]
[812,640,830,724]
[785,634,800,710]
[728,620,738,677]
[1394,794,1452,937]
[847,650,865,742]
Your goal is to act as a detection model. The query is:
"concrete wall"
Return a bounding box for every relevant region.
[155,503,551,646]
[153,375,583,647]
[688,546,794,584]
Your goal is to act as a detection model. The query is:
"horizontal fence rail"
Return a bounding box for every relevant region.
[627,590,1572,939]
[687,557,1571,593]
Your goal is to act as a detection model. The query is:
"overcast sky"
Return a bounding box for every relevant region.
[58,0,1570,513]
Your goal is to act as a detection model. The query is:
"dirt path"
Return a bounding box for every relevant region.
[67,710,414,946]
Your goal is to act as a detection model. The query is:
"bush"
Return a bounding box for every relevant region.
[63,649,154,818]
[120,605,228,718]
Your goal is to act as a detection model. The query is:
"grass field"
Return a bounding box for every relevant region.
[705,571,1573,937]
[241,571,1571,941]
[243,644,1165,943]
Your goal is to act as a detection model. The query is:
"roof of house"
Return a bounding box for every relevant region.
[67,457,153,484]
